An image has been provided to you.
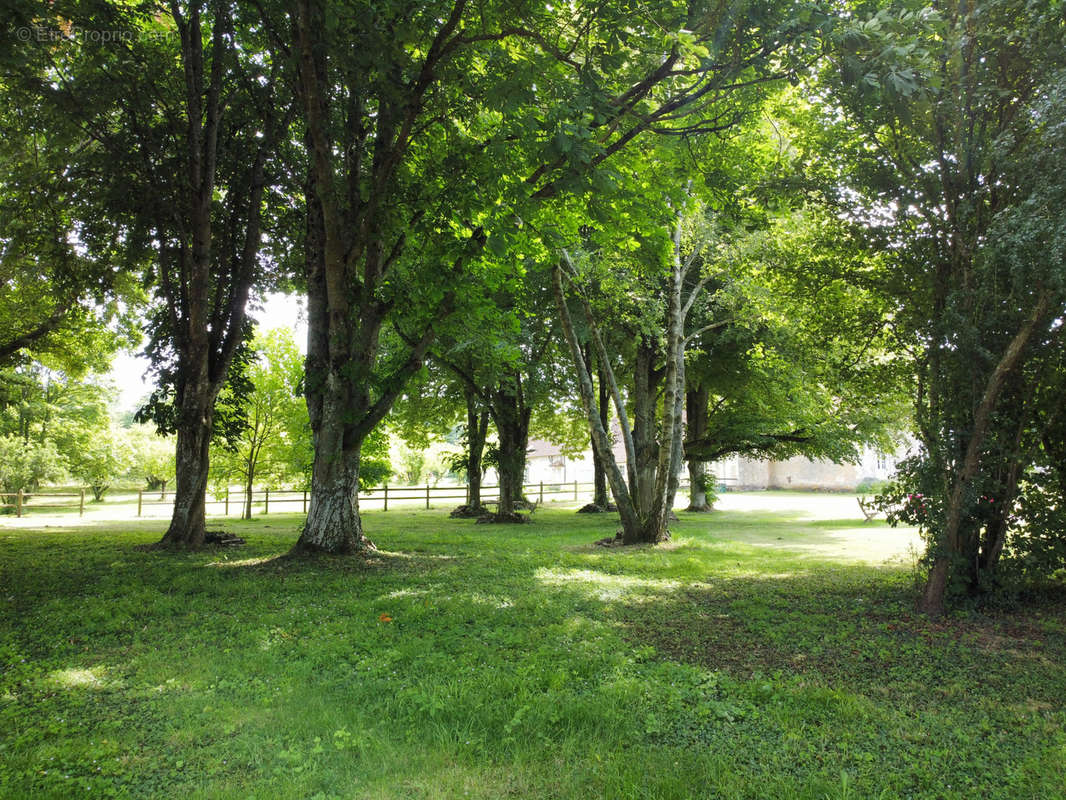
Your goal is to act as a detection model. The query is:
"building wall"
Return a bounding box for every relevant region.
[525,440,908,493]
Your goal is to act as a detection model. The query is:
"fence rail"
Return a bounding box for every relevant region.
[0,489,85,517]
[135,480,599,517]
[3,476,737,519]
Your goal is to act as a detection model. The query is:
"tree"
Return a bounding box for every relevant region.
[827,0,1066,612]
[16,2,291,548]
[389,362,490,514]
[0,362,116,461]
[0,435,64,499]
[0,16,143,373]
[125,424,176,497]
[554,193,701,544]
[209,328,305,519]
[0,362,128,499]
[71,425,134,502]
[427,265,571,521]
[287,0,830,552]
[681,208,908,476]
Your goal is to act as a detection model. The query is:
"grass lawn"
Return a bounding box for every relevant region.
[1,506,1064,799]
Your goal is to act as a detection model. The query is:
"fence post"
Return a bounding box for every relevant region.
[539,481,544,503]
[574,480,578,501]
[137,489,142,517]
[384,484,388,512]
[425,484,430,510]
[79,488,85,517]
[265,488,270,515]
[303,490,307,514]
[224,487,229,517]
[16,489,22,518]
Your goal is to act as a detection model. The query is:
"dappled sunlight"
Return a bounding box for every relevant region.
[48,666,110,690]
[536,566,681,602]
[207,555,277,568]
[145,677,192,694]
[465,592,514,610]
[382,587,430,600]
[379,550,458,561]
[684,510,924,566]
[754,526,923,565]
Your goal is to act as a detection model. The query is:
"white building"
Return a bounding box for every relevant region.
[523,437,905,492]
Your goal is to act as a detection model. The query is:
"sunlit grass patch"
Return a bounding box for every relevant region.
[47,666,110,690]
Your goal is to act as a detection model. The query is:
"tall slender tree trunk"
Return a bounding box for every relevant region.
[466,398,489,512]
[554,196,691,547]
[552,263,642,538]
[580,343,611,511]
[632,338,662,518]
[685,385,712,511]
[593,358,611,508]
[243,464,255,520]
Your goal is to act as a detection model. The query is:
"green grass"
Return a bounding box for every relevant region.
[1,508,1063,799]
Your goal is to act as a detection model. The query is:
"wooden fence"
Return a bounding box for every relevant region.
[2,476,735,519]
[0,489,86,517]
[134,480,602,517]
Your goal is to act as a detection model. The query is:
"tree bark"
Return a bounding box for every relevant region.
[492,382,531,518]
[465,393,489,512]
[632,338,662,519]
[554,195,692,547]
[158,386,213,548]
[552,262,642,537]
[292,0,462,550]
[919,289,1053,615]
[297,434,367,554]
[687,460,712,512]
[652,208,688,539]
[243,466,254,521]
[593,355,611,509]
[685,385,712,511]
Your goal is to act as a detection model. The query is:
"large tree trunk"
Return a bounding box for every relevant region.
[292,0,457,551]
[159,386,214,549]
[292,146,377,555]
[687,460,712,512]
[298,434,367,554]
[492,383,531,519]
